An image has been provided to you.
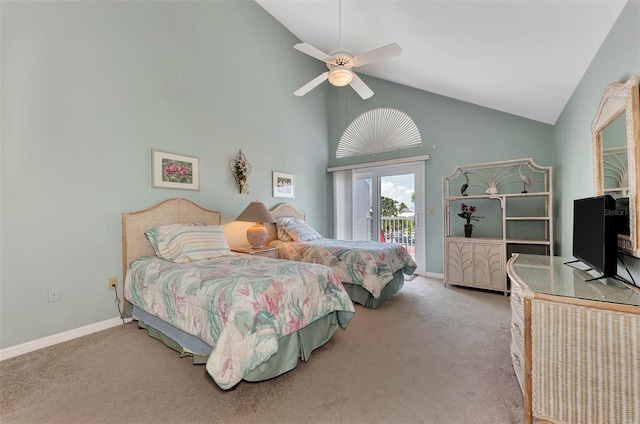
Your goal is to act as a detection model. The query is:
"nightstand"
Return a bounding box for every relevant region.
[231,246,279,259]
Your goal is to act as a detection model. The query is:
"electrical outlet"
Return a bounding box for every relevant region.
[108,277,118,290]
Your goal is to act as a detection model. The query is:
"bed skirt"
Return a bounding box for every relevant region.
[341,269,405,308]
[123,301,340,384]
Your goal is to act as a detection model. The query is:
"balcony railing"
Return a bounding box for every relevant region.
[364,216,415,258]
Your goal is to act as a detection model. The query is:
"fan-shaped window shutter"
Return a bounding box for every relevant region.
[336,108,422,158]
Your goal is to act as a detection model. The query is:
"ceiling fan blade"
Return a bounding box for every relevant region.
[294,72,329,96]
[353,43,402,67]
[349,73,374,100]
[294,43,332,62]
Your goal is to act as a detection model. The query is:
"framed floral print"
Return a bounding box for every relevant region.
[152,149,200,191]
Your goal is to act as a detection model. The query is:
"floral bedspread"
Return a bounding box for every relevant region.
[270,239,417,299]
[124,254,355,390]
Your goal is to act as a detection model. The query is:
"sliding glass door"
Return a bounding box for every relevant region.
[350,162,425,274]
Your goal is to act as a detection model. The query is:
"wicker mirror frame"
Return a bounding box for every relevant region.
[592,75,640,258]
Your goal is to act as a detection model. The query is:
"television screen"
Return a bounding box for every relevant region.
[615,197,630,236]
[572,195,617,278]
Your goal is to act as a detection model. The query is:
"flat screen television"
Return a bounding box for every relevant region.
[615,197,630,237]
[572,195,617,279]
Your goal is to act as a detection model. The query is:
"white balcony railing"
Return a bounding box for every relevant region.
[365,216,415,258]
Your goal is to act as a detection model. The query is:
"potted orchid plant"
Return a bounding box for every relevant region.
[458,203,483,237]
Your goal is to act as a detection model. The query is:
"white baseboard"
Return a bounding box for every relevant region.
[1,272,447,360]
[0,316,132,361]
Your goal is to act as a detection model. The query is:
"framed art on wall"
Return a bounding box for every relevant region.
[152,149,200,191]
[273,171,295,198]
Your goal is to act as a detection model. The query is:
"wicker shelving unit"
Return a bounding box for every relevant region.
[443,158,553,295]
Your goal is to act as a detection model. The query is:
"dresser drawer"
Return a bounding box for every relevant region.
[510,286,525,328]
[510,318,524,350]
[509,279,526,395]
[510,345,525,394]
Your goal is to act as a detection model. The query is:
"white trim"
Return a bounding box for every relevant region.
[424,272,444,280]
[333,169,353,239]
[327,154,430,173]
[368,162,426,275]
[0,316,131,361]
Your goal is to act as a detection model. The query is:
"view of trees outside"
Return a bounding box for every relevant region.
[354,173,416,258]
[380,196,409,217]
[378,173,416,255]
[380,195,415,248]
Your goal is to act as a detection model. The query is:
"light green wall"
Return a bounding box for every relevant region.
[0,1,330,349]
[327,79,554,275]
[553,0,640,275]
[326,0,640,278]
[2,0,638,351]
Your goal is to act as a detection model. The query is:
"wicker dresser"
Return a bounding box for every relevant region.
[506,253,640,424]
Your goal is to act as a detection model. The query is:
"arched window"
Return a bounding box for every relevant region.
[336,108,422,158]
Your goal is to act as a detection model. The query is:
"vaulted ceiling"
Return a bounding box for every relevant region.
[256,0,628,125]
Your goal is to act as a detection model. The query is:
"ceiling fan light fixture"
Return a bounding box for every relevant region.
[328,66,353,87]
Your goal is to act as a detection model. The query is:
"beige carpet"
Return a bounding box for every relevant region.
[0,277,523,424]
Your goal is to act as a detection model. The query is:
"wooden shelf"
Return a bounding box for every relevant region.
[445,236,551,245]
[445,192,551,201]
[505,216,550,221]
[506,239,551,245]
[445,236,503,242]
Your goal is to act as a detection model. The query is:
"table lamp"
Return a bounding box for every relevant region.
[235,200,276,249]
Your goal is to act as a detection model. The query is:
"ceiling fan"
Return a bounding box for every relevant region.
[293,0,402,100]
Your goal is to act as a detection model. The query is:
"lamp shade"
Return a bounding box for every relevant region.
[235,201,275,249]
[328,66,354,87]
[235,201,275,224]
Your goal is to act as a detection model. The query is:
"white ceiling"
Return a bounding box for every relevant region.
[256,0,627,125]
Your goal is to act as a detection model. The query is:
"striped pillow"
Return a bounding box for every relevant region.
[275,217,294,241]
[145,222,205,257]
[146,224,230,262]
[281,218,323,242]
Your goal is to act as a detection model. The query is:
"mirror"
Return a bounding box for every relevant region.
[592,75,640,258]
[601,114,628,197]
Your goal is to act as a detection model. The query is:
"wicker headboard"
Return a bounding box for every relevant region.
[121,198,221,281]
[265,203,306,246]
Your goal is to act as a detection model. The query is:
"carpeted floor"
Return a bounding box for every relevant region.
[0,277,523,424]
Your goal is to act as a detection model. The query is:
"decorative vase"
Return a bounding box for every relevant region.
[464,224,473,238]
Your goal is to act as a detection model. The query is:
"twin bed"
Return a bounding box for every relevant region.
[122,198,355,390]
[122,198,416,390]
[265,203,417,309]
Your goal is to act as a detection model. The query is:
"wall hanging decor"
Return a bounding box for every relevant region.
[152,149,200,191]
[229,150,251,194]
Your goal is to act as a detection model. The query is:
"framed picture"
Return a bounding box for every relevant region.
[152,149,200,191]
[273,171,295,198]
